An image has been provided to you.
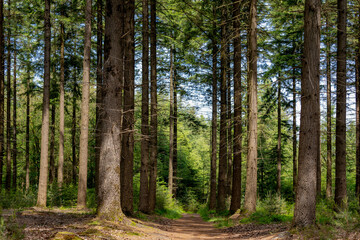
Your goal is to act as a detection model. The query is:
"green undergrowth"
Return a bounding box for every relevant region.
[154,183,183,219]
[0,210,25,239]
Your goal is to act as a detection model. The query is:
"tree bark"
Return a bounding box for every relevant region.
[25,66,30,192]
[37,0,51,207]
[173,69,178,197]
[0,0,3,193]
[244,0,258,214]
[5,12,11,192]
[57,12,65,189]
[97,0,124,220]
[121,0,135,215]
[72,82,77,185]
[356,6,360,199]
[326,8,332,199]
[49,104,55,184]
[148,0,158,212]
[227,44,232,197]
[168,47,174,195]
[139,0,150,213]
[292,68,297,195]
[277,77,281,195]
[217,0,227,212]
[230,0,242,213]
[77,0,92,209]
[294,0,321,226]
[335,0,347,208]
[11,41,16,191]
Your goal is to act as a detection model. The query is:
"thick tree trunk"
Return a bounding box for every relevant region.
[77,0,92,209]
[25,67,30,192]
[5,21,11,192]
[230,0,242,213]
[168,47,174,195]
[294,0,321,226]
[326,10,332,199]
[72,83,77,185]
[49,104,55,184]
[244,0,258,214]
[58,16,65,189]
[148,0,158,212]
[11,43,16,191]
[335,0,347,208]
[95,0,103,200]
[97,0,124,220]
[277,78,281,195]
[120,0,135,215]
[0,0,3,192]
[139,0,150,213]
[37,0,51,207]
[217,0,227,212]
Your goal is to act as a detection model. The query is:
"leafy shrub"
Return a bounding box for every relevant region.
[0,191,36,209]
[155,181,183,219]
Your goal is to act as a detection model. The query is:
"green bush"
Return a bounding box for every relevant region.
[155,181,183,219]
[0,191,36,209]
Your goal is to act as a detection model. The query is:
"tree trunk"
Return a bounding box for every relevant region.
[244,0,258,214]
[95,0,103,200]
[326,9,332,199]
[97,0,124,220]
[277,77,281,195]
[227,44,232,197]
[168,47,174,195]
[11,42,16,191]
[335,0,347,208]
[356,6,360,199]
[173,70,178,197]
[58,14,65,189]
[5,18,11,192]
[139,0,150,213]
[121,0,135,215]
[72,82,77,185]
[148,0,158,212]
[230,0,242,213]
[49,104,55,184]
[292,69,297,195]
[0,0,3,193]
[294,0,321,226]
[37,0,51,207]
[77,0,92,209]
[217,0,227,212]
[25,66,30,192]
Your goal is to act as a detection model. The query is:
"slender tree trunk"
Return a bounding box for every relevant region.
[72,83,77,185]
[356,6,360,199]
[292,69,297,195]
[37,0,51,207]
[148,0,158,212]
[326,9,332,199]
[97,0,124,220]
[244,0,258,213]
[217,0,227,212]
[5,17,11,192]
[173,71,177,197]
[77,0,92,209]
[209,28,218,210]
[230,0,242,213]
[277,77,281,195]
[139,0,150,213]
[95,0,103,200]
[49,104,55,184]
[335,0,347,208]
[294,0,321,226]
[0,0,3,192]
[227,45,232,197]
[57,13,65,189]
[120,0,135,215]
[11,42,15,191]
[25,66,30,192]
[168,47,174,195]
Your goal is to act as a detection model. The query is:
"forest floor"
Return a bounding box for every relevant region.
[2,208,359,239]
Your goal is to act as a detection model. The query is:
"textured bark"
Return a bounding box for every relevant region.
[95,0,103,200]
[244,0,258,214]
[173,72,178,197]
[230,0,242,213]
[120,0,135,215]
[25,67,30,192]
[292,70,297,195]
[356,7,360,199]
[217,0,227,212]
[72,83,77,185]
[5,18,11,192]
[335,0,347,208]
[57,15,65,189]
[168,47,174,195]
[77,0,92,209]
[0,0,3,192]
[326,10,332,199]
[11,43,16,190]
[49,104,55,184]
[227,44,232,197]
[37,0,51,207]
[148,0,157,212]
[139,0,150,213]
[277,78,281,195]
[97,0,124,220]
[294,0,320,226]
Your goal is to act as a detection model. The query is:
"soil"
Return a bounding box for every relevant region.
[0,209,300,240]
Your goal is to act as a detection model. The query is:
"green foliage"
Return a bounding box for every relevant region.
[155,182,183,219]
[0,211,25,240]
[0,191,36,209]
